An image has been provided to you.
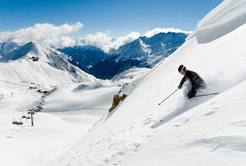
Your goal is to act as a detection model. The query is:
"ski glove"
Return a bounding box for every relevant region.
[178,85,182,89]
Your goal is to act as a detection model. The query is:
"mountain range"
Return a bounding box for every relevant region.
[59,32,188,79]
[0,31,187,80]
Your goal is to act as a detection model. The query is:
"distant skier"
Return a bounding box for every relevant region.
[178,65,206,99]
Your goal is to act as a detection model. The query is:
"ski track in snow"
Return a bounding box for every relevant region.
[192,135,246,152]
[55,113,157,166]
[151,89,219,129]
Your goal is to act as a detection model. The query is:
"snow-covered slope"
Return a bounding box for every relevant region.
[0,42,122,166]
[52,0,246,165]
[112,67,151,82]
[0,42,96,85]
[188,0,246,44]
[0,78,122,166]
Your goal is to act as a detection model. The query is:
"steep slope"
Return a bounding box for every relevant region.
[0,42,96,85]
[188,0,246,44]
[53,0,246,165]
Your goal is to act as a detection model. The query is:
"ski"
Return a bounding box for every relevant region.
[194,92,219,98]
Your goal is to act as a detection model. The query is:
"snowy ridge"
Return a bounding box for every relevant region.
[187,0,246,43]
[52,0,246,166]
[0,42,96,85]
[114,32,187,64]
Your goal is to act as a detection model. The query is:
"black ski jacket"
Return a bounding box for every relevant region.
[179,70,206,88]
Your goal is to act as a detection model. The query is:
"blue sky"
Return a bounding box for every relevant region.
[0,0,222,38]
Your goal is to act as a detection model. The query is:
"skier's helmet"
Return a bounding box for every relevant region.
[178,65,186,73]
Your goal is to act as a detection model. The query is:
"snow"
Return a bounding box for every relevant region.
[43,82,119,116]
[0,43,96,85]
[112,67,151,82]
[121,81,246,166]
[0,44,149,165]
[50,0,246,165]
[139,39,151,56]
[0,74,141,166]
[1,0,246,165]
[0,39,149,166]
[187,0,246,43]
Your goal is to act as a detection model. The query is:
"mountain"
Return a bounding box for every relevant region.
[89,32,187,79]
[58,32,187,79]
[0,41,96,84]
[88,56,145,80]
[0,42,38,62]
[115,32,187,63]
[52,0,246,165]
[58,45,108,72]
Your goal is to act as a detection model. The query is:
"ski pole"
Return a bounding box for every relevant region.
[158,89,178,106]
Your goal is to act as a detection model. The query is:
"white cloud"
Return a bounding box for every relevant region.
[0,31,12,42]
[0,23,191,53]
[82,31,140,53]
[0,22,83,48]
[83,32,112,52]
[114,32,141,48]
[60,36,77,48]
[144,28,192,38]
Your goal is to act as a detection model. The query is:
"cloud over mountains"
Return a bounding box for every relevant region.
[0,22,83,48]
[0,22,191,52]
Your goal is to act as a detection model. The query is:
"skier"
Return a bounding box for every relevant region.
[178,65,206,99]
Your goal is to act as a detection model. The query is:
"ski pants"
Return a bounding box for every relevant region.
[187,84,205,99]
